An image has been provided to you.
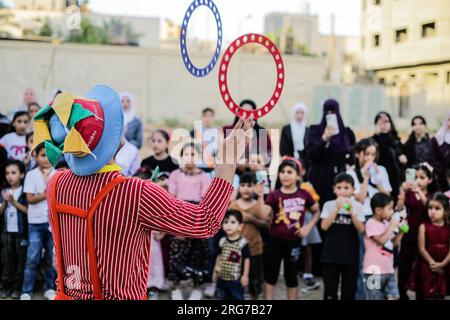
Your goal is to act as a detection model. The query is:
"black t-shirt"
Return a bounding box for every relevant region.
[320,199,365,265]
[140,156,179,174]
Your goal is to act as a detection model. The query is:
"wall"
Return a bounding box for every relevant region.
[0,39,327,128]
[362,0,450,70]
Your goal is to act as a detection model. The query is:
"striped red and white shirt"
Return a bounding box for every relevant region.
[47,170,233,300]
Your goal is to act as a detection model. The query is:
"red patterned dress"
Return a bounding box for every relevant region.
[410,222,450,299]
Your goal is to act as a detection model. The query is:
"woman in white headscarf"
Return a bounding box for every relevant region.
[428,111,450,191]
[280,102,310,170]
[120,92,143,149]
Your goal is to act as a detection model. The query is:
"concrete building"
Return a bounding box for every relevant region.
[264,11,362,85]
[361,0,450,126]
[0,0,160,47]
[14,0,72,11]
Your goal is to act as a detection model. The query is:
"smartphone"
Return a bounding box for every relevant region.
[326,114,340,135]
[405,168,416,183]
[256,170,265,184]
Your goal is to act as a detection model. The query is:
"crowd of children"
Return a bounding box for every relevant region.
[0,92,449,301]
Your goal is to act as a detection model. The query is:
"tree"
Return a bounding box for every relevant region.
[66,16,108,44]
[79,0,90,13]
[39,18,53,37]
[66,16,140,46]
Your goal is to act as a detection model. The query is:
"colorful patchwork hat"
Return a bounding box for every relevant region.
[32,85,124,176]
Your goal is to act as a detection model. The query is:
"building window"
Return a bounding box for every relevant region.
[447,71,450,84]
[379,78,385,85]
[374,0,381,5]
[395,28,407,42]
[410,74,416,79]
[373,34,380,47]
[424,72,439,86]
[422,22,436,38]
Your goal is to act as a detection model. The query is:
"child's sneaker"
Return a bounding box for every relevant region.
[148,290,159,300]
[20,293,31,300]
[43,289,56,300]
[303,274,320,291]
[10,290,20,300]
[188,289,203,300]
[203,283,216,298]
[171,288,183,300]
[0,289,12,299]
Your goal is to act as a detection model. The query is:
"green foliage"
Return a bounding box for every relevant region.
[39,18,53,37]
[66,16,141,46]
[66,16,108,44]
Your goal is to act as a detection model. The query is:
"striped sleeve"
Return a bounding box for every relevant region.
[138,177,233,239]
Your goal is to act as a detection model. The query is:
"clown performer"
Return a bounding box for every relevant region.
[31,85,255,300]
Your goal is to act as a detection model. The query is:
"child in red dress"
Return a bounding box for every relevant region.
[411,193,450,299]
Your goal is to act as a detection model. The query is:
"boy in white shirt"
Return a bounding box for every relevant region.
[20,143,56,300]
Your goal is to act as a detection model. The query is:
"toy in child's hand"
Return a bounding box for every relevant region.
[343,203,352,211]
[393,209,409,233]
[150,166,160,183]
[256,171,266,185]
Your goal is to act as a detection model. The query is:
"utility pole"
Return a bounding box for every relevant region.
[326,13,336,82]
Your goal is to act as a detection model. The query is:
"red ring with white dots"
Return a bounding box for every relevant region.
[218,33,285,119]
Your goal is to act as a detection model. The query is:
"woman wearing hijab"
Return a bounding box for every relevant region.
[280,103,310,171]
[306,99,355,207]
[371,111,406,201]
[402,116,432,168]
[120,92,143,149]
[222,99,272,171]
[428,111,450,191]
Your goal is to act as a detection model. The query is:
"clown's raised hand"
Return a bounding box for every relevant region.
[215,115,255,184]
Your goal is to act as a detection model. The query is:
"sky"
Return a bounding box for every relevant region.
[5,0,362,40]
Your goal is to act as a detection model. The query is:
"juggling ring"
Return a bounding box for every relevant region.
[218,34,285,120]
[180,0,222,77]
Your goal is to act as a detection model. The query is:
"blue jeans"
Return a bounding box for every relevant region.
[22,223,56,295]
[216,279,244,300]
[364,273,400,300]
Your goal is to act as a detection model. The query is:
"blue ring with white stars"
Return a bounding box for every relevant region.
[180,0,222,77]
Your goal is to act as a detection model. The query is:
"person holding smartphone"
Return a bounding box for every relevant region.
[306,99,356,207]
